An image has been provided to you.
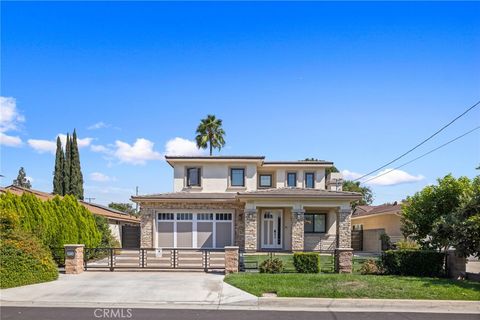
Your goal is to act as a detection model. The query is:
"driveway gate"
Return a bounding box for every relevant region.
[84,248,226,271]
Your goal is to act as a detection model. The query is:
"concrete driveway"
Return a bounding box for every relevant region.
[0,271,257,308]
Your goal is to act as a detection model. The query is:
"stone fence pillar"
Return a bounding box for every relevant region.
[447,250,466,279]
[225,246,239,274]
[335,207,353,273]
[64,244,85,274]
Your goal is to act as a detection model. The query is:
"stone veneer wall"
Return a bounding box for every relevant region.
[138,201,245,249]
[244,209,257,252]
[291,209,305,251]
[337,208,352,248]
[304,233,336,251]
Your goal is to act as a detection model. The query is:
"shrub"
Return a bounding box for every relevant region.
[293,252,320,273]
[0,228,58,289]
[396,239,420,250]
[359,258,381,275]
[380,233,394,250]
[380,250,444,277]
[259,258,284,273]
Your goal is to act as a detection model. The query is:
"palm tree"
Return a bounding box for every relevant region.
[195,114,226,156]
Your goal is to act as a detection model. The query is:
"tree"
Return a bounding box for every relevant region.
[402,174,479,260]
[108,202,137,216]
[64,133,71,195]
[342,180,373,207]
[195,114,226,156]
[13,167,32,189]
[53,137,64,195]
[69,129,84,200]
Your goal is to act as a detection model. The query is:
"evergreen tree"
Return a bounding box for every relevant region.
[13,167,32,189]
[69,129,84,200]
[64,133,71,195]
[53,137,64,195]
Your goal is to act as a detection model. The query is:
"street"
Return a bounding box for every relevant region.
[1,308,479,320]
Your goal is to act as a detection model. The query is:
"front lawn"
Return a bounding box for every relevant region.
[224,273,480,300]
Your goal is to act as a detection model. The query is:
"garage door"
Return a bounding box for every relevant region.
[157,212,233,249]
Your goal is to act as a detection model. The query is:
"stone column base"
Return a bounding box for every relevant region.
[335,248,353,274]
[225,246,239,274]
[64,244,85,274]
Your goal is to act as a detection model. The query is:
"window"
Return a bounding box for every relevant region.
[216,213,232,221]
[304,213,326,233]
[230,168,245,187]
[158,213,174,220]
[187,167,201,187]
[305,172,315,188]
[177,213,193,220]
[259,174,272,188]
[197,213,214,221]
[287,172,297,187]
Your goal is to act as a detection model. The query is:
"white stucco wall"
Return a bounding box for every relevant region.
[109,221,122,244]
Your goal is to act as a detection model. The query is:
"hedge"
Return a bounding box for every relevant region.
[0,208,58,288]
[293,252,320,273]
[380,250,445,277]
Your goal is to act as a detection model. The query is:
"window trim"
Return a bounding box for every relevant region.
[286,172,297,187]
[259,174,273,188]
[304,213,327,234]
[305,172,315,189]
[186,167,202,187]
[230,168,246,187]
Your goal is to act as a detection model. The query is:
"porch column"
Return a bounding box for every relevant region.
[140,209,154,248]
[244,208,258,252]
[291,208,305,251]
[335,206,353,273]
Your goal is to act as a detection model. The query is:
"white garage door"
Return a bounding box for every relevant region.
[157,213,233,249]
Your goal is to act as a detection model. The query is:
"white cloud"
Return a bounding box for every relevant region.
[114,138,163,165]
[342,168,425,186]
[90,172,114,182]
[0,96,25,146]
[164,137,206,156]
[27,139,56,153]
[26,176,34,183]
[88,121,110,130]
[0,132,22,147]
[91,144,112,154]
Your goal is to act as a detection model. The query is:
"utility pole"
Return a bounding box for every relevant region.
[135,186,139,213]
[85,197,96,203]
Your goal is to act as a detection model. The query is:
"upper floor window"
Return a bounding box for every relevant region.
[259,174,272,188]
[305,172,315,189]
[304,213,326,233]
[287,172,297,187]
[187,167,201,187]
[230,168,245,187]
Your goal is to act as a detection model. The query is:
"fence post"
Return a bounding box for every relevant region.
[141,249,145,268]
[110,248,114,272]
[64,244,85,274]
[224,246,239,274]
[204,250,208,272]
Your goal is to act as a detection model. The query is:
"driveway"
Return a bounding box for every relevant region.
[0,271,257,308]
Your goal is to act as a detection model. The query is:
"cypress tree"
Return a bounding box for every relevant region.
[70,129,84,200]
[53,137,64,195]
[64,133,71,195]
[13,167,32,189]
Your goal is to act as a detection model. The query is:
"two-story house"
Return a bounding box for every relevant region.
[132,156,361,271]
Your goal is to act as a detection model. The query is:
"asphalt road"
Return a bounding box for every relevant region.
[1,308,479,320]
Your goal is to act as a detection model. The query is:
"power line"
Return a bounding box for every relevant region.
[361,126,480,184]
[353,100,480,181]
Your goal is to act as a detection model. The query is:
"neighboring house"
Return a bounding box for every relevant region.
[131,156,361,258]
[0,185,141,247]
[351,202,404,252]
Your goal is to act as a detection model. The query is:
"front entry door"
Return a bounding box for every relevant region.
[261,209,282,249]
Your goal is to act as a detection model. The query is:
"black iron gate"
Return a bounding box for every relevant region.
[121,225,140,248]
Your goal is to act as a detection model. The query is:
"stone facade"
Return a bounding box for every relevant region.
[335,248,353,273]
[304,233,336,251]
[291,209,305,251]
[64,244,84,274]
[224,246,239,274]
[336,208,352,248]
[447,250,466,280]
[244,209,257,252]
[140,209,154,248]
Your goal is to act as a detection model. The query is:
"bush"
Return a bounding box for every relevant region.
[293,252,320,273]
[0,228,58,289]
[380,250,444,277]
[396,239,420,250]
[259,258,284,273]
[359,259,381,275]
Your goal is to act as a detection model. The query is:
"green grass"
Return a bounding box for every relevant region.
[224,273,480,300]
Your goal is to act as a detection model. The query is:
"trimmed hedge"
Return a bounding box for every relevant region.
[381,250,444,277]
[293,252,320,273]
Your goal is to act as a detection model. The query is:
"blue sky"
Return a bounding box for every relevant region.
[1,1,479,205]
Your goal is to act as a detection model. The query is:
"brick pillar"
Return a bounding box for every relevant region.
[225,246,239,274]
[291,209,305,251]
[448,250,466,279]
[244,209,257,252]
[64,244,84,274]
[335,207,353,273]
[141,210,153,248]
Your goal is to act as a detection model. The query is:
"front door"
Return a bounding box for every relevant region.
[261,209,283,249]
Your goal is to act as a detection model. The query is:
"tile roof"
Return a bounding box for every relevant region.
[132,192,237,201]
[237,187,362,199]
[352,203,402,218]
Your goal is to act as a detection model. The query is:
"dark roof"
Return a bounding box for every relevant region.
[165,156,265,160]
[132,192,238,201]
[237,187,362,199]
[352,203,402,218]
[263,160,333,165]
